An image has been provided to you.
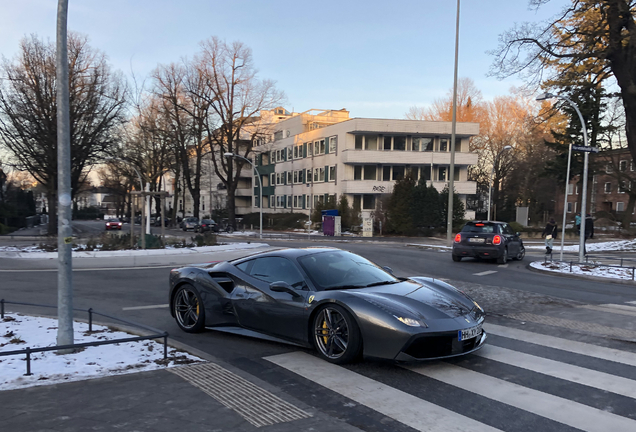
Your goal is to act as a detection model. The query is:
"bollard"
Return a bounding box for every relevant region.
[88,308,93,332]
[570,262,573,273]
[163,334,168,360]
[25,347,32,376]
[633,268,635,281]
[1,299,4,319]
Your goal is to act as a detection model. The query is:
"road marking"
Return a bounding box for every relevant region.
[266,352,501,432]
[578,303,636,318]
[477,344,636,399]
[406,363,636,432]
[485,323,636,367]
[626,300,636,305]
[473,270,497,276]
[169,362,311,427]
[498,264,508,268]
[122,304,169,311]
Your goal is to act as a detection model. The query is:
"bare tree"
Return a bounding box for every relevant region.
[195,37,284,228]
[0,34,126,234]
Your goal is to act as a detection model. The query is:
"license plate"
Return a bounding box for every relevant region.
[458,324,482,341]
[468,238,485,243]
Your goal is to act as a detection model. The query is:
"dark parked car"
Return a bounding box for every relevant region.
[194,219,218,233]
[169,248,486,364]
[181,217,199,231]
[452,221,525,263]
[105,218,122,230]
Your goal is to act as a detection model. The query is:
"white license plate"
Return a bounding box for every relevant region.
[458,324,482,341]
[468,238,485,243]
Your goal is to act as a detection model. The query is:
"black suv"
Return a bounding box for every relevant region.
[452,221,525,263]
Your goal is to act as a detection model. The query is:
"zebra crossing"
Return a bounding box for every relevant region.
[265,322,636,432]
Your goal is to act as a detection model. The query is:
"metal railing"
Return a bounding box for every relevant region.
[0,299,169,376]
[542,255,636,281]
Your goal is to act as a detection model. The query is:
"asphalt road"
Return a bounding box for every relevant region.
[3,234,636,431]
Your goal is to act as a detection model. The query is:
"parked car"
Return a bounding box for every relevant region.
[169,247,486,364]
[194,219,218,233]
[153,217,171,227]
[181,217,199,231]
[105,218,123,231]
[452,221,525,263]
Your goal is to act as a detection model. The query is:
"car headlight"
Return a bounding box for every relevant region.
[473,301,483,312]
[394,316,422,327]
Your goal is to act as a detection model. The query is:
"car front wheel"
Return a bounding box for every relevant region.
[173,284,205,333]
[452,255,462,262]
[313,304,361,364]
[514,247,525,261]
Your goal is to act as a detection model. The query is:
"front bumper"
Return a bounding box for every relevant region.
[395,330,487,362]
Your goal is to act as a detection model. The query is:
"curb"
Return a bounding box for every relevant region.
[0,242,269,259]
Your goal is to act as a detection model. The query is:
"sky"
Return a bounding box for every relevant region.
[0,0,569,119]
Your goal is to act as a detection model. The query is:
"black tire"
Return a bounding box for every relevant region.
[514,247,525,261]
[313,304,362,364]
[452,255,462,262]
[497,248,508,264]
[173,284,205,333]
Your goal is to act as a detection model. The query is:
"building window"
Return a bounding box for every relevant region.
[362,195,376,210]
[287,195,292,208]
[606,163,613,174]
[319,167,325,182]
[412,137,433,152]
[620,160,628,171]
[270,173,275,186]
[393,136,406,151]
[365,135,378,150]
[354,166,362,180]
[355,135,363,149]
[329,136,337,153]
[438,167,447,181]
[383,136,392,150]
[619,181,629,193]
[617,202,625,212]
[353,195,361,209]
[287,171,292,184]
[293,171,298,184]
[567,202,573,213]
[421,166,431,181]
[383,166,391,181]
[305,169,312,183]
[329,166,336,182]
[453,167,460,181]
[604,182,612,193]
[364,165,376,180]
[392,166,405,180]
[440,139,448,152]
[567,184,573,195]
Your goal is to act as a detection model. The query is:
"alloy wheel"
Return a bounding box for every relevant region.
[174,286,202,331]
[314,307,349,360]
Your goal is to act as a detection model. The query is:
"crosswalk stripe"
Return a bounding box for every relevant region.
[265,352,502,432]
[485,323,636,367]
[626,300,636,305]
[473,270,497,276]
[579,303,636,317]
[406,362,636,432]
[476,344,636,399]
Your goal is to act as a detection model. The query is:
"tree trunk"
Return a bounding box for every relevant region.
[227,187,236,229]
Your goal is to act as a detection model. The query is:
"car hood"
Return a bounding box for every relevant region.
[348,279,475,319]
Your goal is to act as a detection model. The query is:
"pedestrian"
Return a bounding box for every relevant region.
[583,214,594,255]
[542,218,558,255]
[575,213,581,234]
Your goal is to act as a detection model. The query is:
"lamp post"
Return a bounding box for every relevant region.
[224,152,262,239]
[536,92,588,262]
[487,145,512,221]
[446,0,461,246]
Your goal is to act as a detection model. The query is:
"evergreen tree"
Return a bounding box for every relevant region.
[440,186,465,231]
[387,175,416,235]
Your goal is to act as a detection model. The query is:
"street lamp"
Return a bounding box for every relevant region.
[224,152,262,239]
[536,92,589,262]
[487,145,512,221]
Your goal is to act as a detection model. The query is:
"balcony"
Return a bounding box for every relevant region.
[340,180,476,195]
[341,150,478,166]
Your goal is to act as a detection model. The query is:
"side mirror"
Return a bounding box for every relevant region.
[269,281,302,298]
[516,232,521,237]
[382,266,394,275]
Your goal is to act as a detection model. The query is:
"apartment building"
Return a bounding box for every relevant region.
[233,108,480,220]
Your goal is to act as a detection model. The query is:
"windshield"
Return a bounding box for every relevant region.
[298,250,398,291]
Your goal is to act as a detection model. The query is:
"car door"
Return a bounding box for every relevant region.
[231,256,309,342]
[500,223,520,256]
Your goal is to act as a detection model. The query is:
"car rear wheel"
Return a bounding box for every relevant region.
[514,247,525,261]
[452,255,462,262]
[173,284,205,333]
[313,304,361,364]
[497,248,508,264]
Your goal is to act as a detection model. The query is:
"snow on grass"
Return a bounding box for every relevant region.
[0,313,204,391]
[525,239,636,252]
[530,260,636,281]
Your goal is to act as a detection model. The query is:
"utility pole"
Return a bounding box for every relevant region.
[446,0,461,246]
[56,0,74,349]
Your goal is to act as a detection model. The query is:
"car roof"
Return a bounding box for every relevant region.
[230,247,342,263]
[465,220,504,225]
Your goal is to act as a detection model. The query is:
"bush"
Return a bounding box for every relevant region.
[73,206,104,220]
[508,221,524,233]
[191,232,217,247]
[0,222,16,235]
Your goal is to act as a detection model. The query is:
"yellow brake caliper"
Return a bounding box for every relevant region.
[322,320,329,344]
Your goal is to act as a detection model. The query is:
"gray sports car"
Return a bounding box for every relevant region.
[169,248,486,364]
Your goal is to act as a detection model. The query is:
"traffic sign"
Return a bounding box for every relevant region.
[572,145,599,153]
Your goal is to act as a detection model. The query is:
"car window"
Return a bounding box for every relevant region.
[461,223,497,234]
[235,260,251,274]
[501,224,514,235]
[248,257,305,287]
